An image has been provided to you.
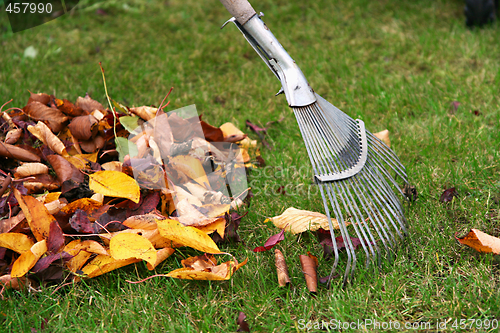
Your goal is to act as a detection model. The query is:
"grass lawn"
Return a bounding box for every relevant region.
[1,0,500,331]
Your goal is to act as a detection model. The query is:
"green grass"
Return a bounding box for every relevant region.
[1,0,500,331]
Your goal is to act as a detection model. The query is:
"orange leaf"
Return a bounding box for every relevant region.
[109,233,157,266]
[0,233,35,253]
[88,170,140,203]
[61,197,102,215]
[11,240,47,278]
[456,229,500,254]
[14,189,55,241]
[195,217,226,237]
[156,218,221,253]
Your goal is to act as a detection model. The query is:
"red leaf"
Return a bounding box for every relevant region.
[236,312,250,332]
[47,221,65,254]
[253,228,285,252]
[439,187,457,203]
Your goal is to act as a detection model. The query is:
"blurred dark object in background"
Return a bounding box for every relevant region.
[465,0,499,27]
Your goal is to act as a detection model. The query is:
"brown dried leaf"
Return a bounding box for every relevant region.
[299,254,318,293]
[68,115,99,140]
[129,106,158,121]
[27,91,51,105]
[23,101,69,133]
[47,154,84,184]
[275,249,291,287]
[23,174,60,193]
[5,128,22,144]
[374,129,391,147]
[75,94,105,113]
[0,142,41,162]
[56,98,86,117]
[270,207,342,234]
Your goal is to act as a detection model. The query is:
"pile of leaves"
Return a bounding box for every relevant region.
[0,90,256,293]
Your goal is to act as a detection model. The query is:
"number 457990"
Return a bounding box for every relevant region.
[452,319,499,330]
[5,2,53,14]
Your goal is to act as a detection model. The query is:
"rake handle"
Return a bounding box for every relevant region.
[219,0,257,25]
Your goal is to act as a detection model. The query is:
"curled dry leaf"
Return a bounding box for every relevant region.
[101,161,123,172]
[56,98,86,117]
[14,162,49,178]
[5,128,23,144]
[88,170,140,203]
[0,142,41,162]
[166,253,247,280]
[270,207,342,234]
[23,174,60,194]
[374,129,391,147]
[28,121,67,156]
[274,249,291,287]
[23,101,69,133]
[299,253,318,293]
[456,229,500,254]
[79,134,105,153]
[68,115,99,140]
[129,106,158,121]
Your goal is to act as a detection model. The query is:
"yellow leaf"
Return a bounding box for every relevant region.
[169,155,210,187]
[146,247,175,270]
[44,192,61,203]
[122,214,160,230]
[11,240,47,278]
[64,152,98,170]
[156,218,221,253]
[80,254,140,279]
[167,254,247,280]
[0,233,35,253]
[88,170,140,203]
[99,228,174,249]
[109,233,157,266]
[270,207,343,234]
[457,229,500,254]
[14,189,55,241]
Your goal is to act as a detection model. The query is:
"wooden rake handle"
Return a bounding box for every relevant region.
[219,0,257,25]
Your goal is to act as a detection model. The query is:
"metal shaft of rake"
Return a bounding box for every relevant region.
[294,102,407,285]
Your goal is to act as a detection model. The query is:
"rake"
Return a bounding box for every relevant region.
[219,0,409,285]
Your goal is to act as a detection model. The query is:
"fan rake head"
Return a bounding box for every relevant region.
[293,94,408,285]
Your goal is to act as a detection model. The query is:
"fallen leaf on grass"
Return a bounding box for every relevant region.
[109,233,157,266]
[440,187,457,203]
[146,247,175,270]
[156,219,222,253]
[88,170,140,203]
[0,275,28,291]
[456,229,500,254]
[167,253,247,280]
[270,207,342,234]
[236,312,250,332]
[253,228,285,252]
